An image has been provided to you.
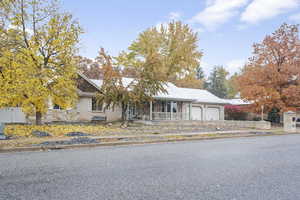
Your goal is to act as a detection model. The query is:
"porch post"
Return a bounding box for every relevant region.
[203,105,207,121]
[150,101,153,121]
[181,103,183,120]
[170,101,173,120]
[189,103,192,120]
[165,101,168,120]
[165,101,167,113]
[127,103,130,120]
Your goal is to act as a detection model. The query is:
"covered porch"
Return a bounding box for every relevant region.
[128,99,193,121]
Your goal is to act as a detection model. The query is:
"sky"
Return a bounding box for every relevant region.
[61,0,300,77]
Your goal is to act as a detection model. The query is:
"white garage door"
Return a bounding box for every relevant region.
[206,107,220,121]
[192,106,202,120]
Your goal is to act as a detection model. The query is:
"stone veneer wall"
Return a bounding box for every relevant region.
[150,120,271,130]
[201,120,271,129]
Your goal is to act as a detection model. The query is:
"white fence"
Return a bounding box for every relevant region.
[0,107,26,123]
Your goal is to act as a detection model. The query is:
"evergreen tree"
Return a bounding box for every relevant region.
[207,66,229,98]
[226,72,239,98]
[267,108,280,123]
[196,66,205,80]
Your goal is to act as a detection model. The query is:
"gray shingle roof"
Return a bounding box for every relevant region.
[90,77,227,104]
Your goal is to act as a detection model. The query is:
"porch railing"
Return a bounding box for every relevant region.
[152,112,189,120]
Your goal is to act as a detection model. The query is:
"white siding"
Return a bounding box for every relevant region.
[191,106,203,120]
[0,107,26,123]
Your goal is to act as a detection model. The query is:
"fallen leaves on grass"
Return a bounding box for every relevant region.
[4,125,119,137]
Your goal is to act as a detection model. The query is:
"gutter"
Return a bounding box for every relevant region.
[77,89,96,98]
[153,97,196,102]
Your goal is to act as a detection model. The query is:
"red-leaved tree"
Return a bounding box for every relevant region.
[237,23,300,114]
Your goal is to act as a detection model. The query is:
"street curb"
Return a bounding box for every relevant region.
[0,132,296,154]
[89,129,272,139]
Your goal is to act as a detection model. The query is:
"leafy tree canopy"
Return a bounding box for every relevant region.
[117,21,203,82]
[237,23,300,113]
[97,21,203,120]
[0,0,82,124]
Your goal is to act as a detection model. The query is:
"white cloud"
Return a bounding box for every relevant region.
[226,59,247,75]
[190,0,249,31]
[205,0,215,6]
[241,0,299,24]
[289,13,300,22]
[169,12,182,20]
[200,61,214,78]
[195,27,205,33]
[154,12,183,31]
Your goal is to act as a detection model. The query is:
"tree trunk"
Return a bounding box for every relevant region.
[121,103,128,122]
[35,111,42,125]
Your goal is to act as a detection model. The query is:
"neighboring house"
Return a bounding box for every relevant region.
[225,99,251,106]
[0,72,228,123]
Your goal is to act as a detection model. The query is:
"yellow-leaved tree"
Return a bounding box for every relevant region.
[0,0,82,124]
[97,21,203,121]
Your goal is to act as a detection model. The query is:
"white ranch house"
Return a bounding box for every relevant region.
[0,73,228,123]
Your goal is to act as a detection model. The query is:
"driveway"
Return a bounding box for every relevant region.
[1,134,300,200]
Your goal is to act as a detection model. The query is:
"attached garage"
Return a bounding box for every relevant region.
[191,106,202,120]
[206,107,220,121]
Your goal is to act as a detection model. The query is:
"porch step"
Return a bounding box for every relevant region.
[122,128,232,134]
[151,120,226,126]
[131,120,232,128]
[127,125,223,130]
[134,120,221,125]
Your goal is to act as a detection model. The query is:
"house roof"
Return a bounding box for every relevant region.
[164,87,228,104]
[225,98,251,105]
[88,76,227,105]
[90,77,135,89]
[77,72,102,91]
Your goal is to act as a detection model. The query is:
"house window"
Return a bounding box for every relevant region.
[53,104,62,110]
[173,102,177,113]
[161,101,166,112]
[153,101,166,112]
[167,102,171,112]
[92,97,103,112]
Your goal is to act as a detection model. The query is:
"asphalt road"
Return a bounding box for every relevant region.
[1,135,300,200]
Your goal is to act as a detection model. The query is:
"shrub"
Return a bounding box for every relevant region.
[225,105,248,120]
